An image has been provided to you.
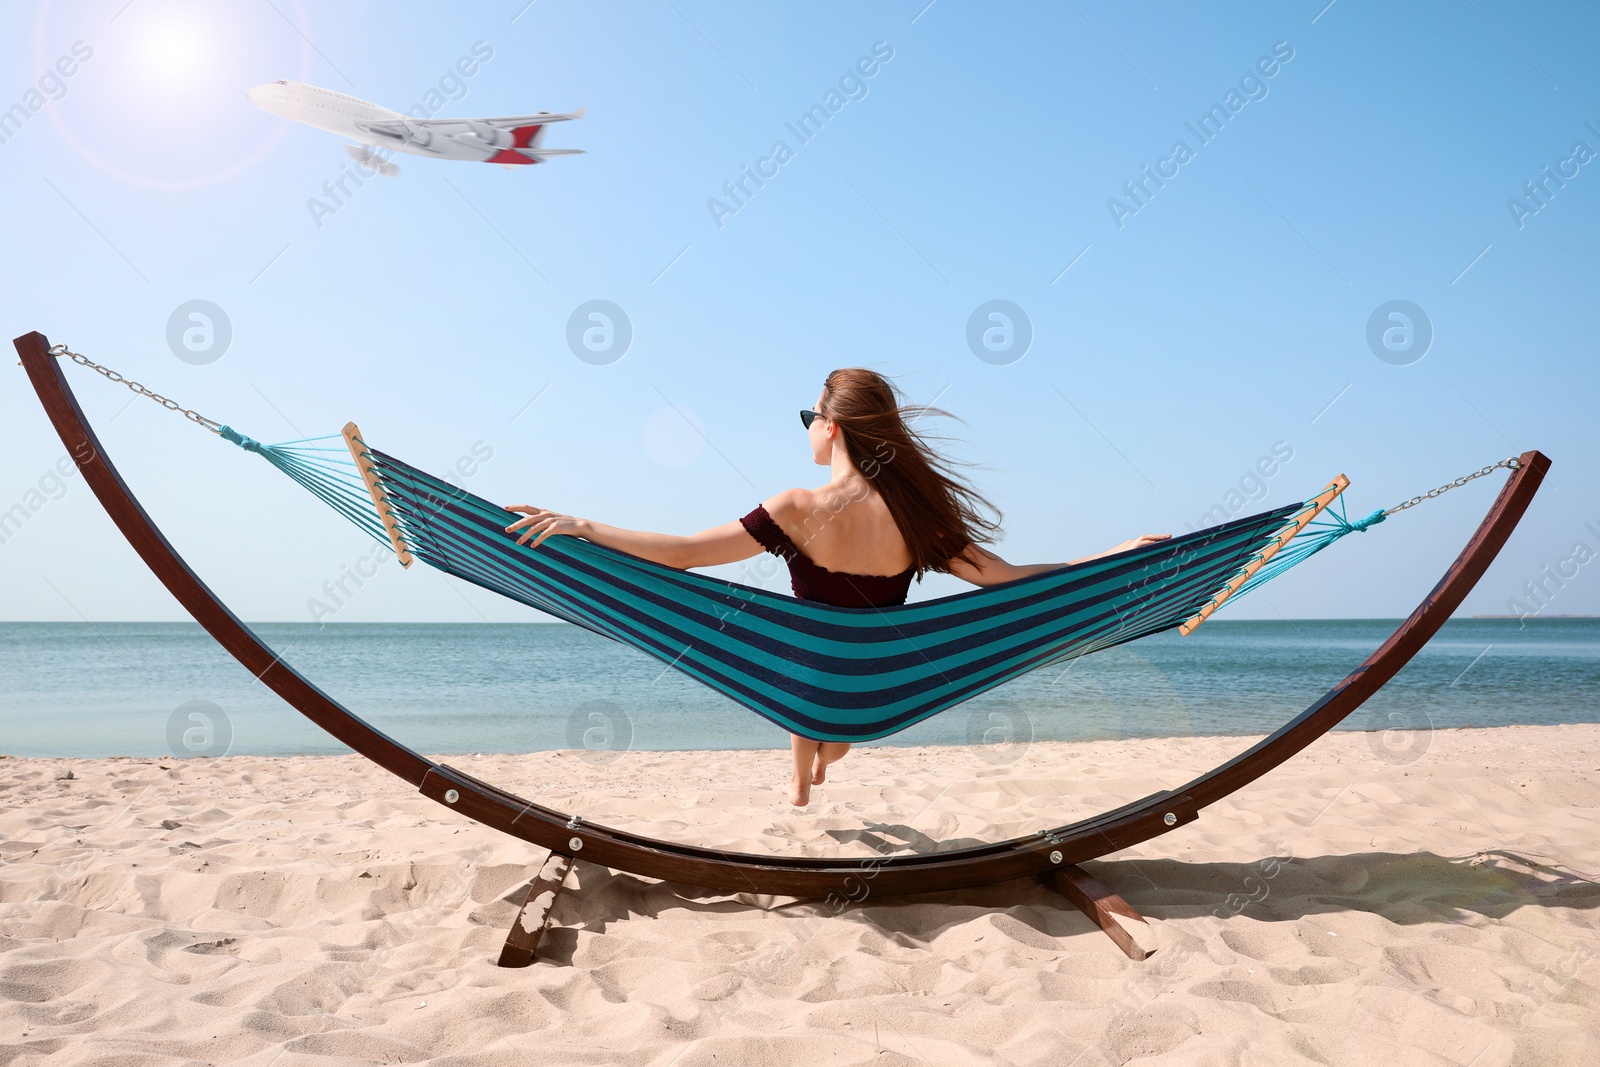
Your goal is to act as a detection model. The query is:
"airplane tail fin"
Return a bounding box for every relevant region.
[511,123,547,149]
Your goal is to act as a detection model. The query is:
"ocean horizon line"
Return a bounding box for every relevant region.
[6,616,1597,626]
[4,617,1595,760]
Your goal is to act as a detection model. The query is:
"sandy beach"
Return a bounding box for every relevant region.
[2,724,1597,1066]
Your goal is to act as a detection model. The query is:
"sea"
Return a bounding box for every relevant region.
[0,619,1596,759]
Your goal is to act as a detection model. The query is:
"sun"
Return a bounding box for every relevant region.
[137,20,205,87]
[32,0,316,189]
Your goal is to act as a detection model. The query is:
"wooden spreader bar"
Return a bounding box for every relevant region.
[1179,474,1349,636]
[16,330,1550,966]
[342,420,414,568]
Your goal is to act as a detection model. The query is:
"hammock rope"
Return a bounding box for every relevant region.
[1226,456,1523,600]
[218,426,391,548]
[1233,497,1386,600]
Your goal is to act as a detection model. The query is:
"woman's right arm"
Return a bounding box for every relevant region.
[503,488,814,569]
[503,506,762,569]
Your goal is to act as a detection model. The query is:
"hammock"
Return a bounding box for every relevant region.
[39,340,1511,743]
[215,419,1357,742]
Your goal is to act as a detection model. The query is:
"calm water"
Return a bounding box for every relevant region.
[0,619,1596,758]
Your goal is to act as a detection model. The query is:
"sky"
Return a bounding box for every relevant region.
[1,0,1596,626]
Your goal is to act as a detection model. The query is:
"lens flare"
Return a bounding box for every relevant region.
[139,21,202,86]
[32,0,315,190]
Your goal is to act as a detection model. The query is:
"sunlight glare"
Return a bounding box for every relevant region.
[33,0,316,189]
[139,20,203,87]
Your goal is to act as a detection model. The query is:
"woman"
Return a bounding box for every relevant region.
[505,368,1168,806]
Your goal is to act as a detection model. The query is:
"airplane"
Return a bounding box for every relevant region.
[246,80,584,174]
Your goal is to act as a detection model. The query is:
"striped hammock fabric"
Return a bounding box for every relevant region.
[343,444,1303,742]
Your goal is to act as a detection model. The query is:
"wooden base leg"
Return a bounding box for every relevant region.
[497,852,575,968]
[1044,863,1156,961]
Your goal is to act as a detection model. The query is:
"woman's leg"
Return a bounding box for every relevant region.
[811,742,852,784]
[789,734,820,806]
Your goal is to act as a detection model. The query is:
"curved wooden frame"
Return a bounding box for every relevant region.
[17,330,1550,913]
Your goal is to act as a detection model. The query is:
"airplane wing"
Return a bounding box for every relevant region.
[354,108,585,163]
[473,109,586,127]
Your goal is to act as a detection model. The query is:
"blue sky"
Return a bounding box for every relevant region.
[1,0,1596,624]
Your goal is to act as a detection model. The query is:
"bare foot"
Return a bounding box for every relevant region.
[811,757,826,785]
[789,775,811,807]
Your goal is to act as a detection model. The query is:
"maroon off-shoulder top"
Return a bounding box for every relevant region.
[739,505,915,608]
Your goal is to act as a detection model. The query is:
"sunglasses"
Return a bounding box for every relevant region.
[799,409,825,429]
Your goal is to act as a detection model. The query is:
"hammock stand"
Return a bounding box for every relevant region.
[16,331,1550,966]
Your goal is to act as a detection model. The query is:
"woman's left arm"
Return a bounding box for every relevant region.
[503,505,760,569]
[947,534,1173,587]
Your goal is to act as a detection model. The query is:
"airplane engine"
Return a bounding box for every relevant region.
[343,143,400,176]
[468,121,511,149]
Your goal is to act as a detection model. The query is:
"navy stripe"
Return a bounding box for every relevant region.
[384,463,1286,697]
[374,446,1296,636]
[365,451,1298,740]
[376,455,1288,661]
[380,474,1266,701]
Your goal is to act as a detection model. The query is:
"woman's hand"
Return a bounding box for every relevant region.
[504,505,591,548]
[1110,533,1171,554]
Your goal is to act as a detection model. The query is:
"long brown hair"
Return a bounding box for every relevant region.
[818,368,1000,576]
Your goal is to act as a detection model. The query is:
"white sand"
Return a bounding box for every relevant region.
[2,725,1597,1066]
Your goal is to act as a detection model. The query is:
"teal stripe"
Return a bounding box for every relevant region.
[388,487,1264,720]
[376,457,1280,666]
[373,454,1243,632]
[384,468,1268,677]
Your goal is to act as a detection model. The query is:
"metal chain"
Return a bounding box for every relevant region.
[1384,456,1522,515]
[38,341,1525,512]
[47,343,222,434]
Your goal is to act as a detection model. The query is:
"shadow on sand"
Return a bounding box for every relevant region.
[519,846,1599,964]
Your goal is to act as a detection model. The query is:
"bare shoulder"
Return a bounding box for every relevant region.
[761,487,813,524]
